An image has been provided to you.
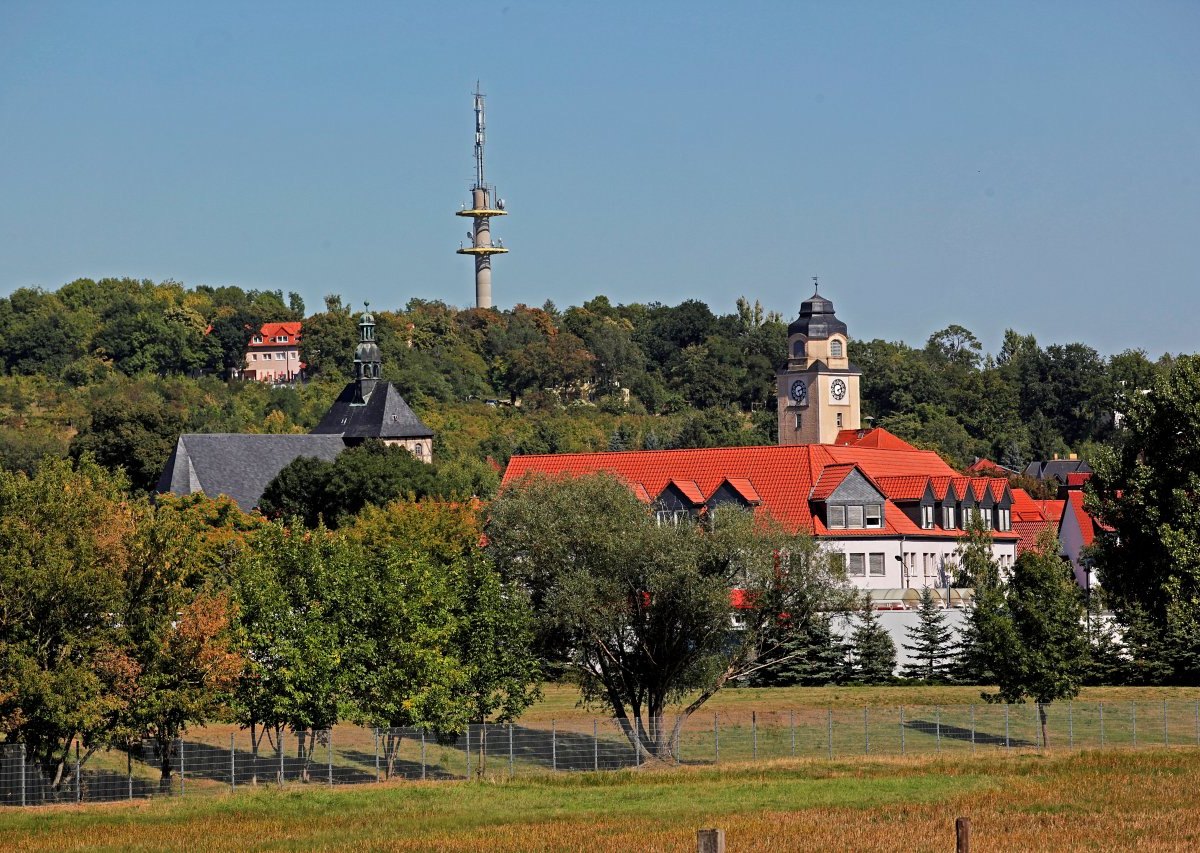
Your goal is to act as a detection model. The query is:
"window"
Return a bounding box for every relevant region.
[868,553,885,577]
[981,508,992,529]
[924,554,937,579]
[793,341,805,357]
[289,351,297,359]
[921,505,935,529]
[865,504,883,528]
[276,352,285,360]
[413,443,425,458]
[836,412,844,428]
[943,505,956,529]
[828,505,846,528]
[831,339,844,358]
[656,509,688,526]
[252,335,263,343]
[998,508,1011,531]
[847,505,864,528]
[847,554,865,576]
[795,412,802,430]
[278,335,289,343]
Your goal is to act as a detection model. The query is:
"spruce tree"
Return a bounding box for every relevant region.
[901,586,958,681]
[848,601,896,684]
[752,614,847,687]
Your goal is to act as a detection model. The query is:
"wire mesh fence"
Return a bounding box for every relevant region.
[5,699,1200,807]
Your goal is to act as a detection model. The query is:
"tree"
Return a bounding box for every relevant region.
[846,600,896,684]
[751,614,847,687]
[69,386,185,492]
[1090,355,1200,683]
[0,458,141,794]
[486,472,851,761]
[983,531,1088,747]
[901,587,958,682]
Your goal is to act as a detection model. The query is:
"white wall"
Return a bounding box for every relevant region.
[833,607,969,673]
[822,537,1017,590]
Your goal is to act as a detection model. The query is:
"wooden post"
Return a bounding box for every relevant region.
[752,711,757,760]
[955,817,971,852]
[510,723,516,778]
[697,828,726,853]
[592,719,598,772]
[827,708,833,759]
[179,738,185,797]
[373,729,380,783]
[714,714,719,764]
[863,707,869,755]
[899,706,905,756]
[551,720,556,772]
[790,709,795,757]
[327,729,333,787]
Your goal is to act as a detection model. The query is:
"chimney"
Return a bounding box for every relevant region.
[1068,453,1078,461]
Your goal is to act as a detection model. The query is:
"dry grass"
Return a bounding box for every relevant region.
[5,749,1200,851]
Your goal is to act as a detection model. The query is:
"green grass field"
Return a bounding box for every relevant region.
[4,748,1200,851]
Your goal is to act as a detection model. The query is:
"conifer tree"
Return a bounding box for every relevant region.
[901,586,958,681]
[847,600,896,684]
[752,614,847,687]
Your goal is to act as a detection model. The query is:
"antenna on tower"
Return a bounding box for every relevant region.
[473,81,486,190]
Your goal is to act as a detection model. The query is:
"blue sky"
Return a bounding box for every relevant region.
[2,1,1197,356]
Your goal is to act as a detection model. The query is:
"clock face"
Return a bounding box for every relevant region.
[789,379,808,404]
[830,378,848,402]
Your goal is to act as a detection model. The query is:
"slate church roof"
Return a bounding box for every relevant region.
[156,433,346,511]
[312,382,433,440]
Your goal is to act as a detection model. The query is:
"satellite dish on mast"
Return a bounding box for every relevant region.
[497,198,506,210]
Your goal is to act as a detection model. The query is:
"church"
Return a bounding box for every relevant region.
[157,310,434,511]
[501,288,1020,597]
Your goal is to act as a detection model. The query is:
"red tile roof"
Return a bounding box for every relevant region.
[930,476,954,500]
[723,478,762,504]
[1066,472,1093,488]
[833,427,919,451]
[249,322,302,348]
[669,479,706,505]
[874,475,929,501]
[1064,490,1110,546]
[502,444,1015,541]
[1010,488,1058,553]
[809,463,858,501]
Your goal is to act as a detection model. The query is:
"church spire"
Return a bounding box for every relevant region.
[352,303,382,404]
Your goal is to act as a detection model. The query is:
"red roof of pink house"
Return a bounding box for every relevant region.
[249,322,302,348]
[502,443,1017,541]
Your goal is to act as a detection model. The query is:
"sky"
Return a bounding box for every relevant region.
[1,1,1198,356]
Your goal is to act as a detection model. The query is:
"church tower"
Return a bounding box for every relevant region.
[777,282,861,445]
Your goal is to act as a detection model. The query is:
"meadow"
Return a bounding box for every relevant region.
[3,748,1200,851]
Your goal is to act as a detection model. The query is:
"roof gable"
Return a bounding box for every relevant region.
[312,381,433,439]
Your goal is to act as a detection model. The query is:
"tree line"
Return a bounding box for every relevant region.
[0,278,1179,489]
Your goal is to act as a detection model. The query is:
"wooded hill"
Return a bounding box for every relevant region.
[0,277,1175,490]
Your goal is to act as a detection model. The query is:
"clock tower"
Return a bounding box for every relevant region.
[777,283,861,445]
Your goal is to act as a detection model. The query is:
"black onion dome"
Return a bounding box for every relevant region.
[355,341,381,362]
[787,290,848,339]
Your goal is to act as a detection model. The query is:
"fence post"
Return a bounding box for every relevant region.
[230,733,236,791]
[592,719,598,772]
[551,720,557,772]
[900,706,905,756]
[714,714,719,764]
[373,729,380,783]
[863,708,869,755]
[1004,704,1010,750]
[278,731,284,787]
[127,748,133,800]
[634,722,641,768]
[936,706,942,753]
[1132,703,1138,748]
[790,710,796,757]
[420,729,427,781]
[508,723,514,779]
[179,738,185,797]
[827,708,833,759]
[1099,702,1105,748]
[1195,700,1199,746]
[1068,702,1074,749]
[75,741,81,804]
[1163,699,1169,746]
[327,729,333,787]
[752,711,757,761]
[466,725,472,779]
[19,743,25,807]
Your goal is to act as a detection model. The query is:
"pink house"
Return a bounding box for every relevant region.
[244,322,303,383]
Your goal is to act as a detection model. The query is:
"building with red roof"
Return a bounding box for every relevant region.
[243,321,303,383]
[502,426,1018,595]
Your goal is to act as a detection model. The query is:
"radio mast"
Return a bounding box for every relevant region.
[456,83,507,309]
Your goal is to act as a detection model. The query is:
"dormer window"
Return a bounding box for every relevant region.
[865,504,883,528]
[921,505,935,529]
[997,508,1011,531]
[943,505,956,529]
[828,506,846,528]
[253,335,263,344]
[830,339,844,358]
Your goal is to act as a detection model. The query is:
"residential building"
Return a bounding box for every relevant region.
[243,321,303,383]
